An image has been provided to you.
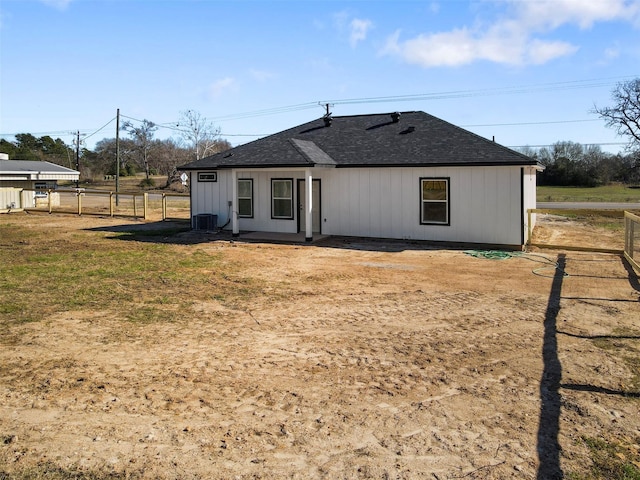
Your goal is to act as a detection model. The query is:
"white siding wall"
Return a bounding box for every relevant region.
[191,165,529,246]
[320,166,524,245]
[190,171,231,228]
[0,187,23,211]
[191,170,307,233]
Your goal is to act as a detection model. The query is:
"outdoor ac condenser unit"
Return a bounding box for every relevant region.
[193,213,217,231]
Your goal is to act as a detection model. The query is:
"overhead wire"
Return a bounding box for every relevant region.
[317,75,638,107]
[461,119,600,128]
[81,116,116,141]
[507,142,627,149]
[2,74,637,146]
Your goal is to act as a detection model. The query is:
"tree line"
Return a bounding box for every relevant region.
[518,142,639,186]
[525,78,640,186]
[0,110,231,189]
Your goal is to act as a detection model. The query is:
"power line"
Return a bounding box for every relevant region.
[507,142,627,149]
[120,114,188,133]
[319,75,639,107]
[0,130,91,138]
[462,119,600,128]
[151,74,636,130]
[82,116,116,141]
[221,132,270,137]
[218,119,606,142]
[206,102,321,123]
[2,74,637,146]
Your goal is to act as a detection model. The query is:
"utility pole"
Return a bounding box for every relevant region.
[115,108,120,206]
[75,130,80,188]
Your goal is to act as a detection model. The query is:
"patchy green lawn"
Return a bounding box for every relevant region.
[537,185,640,203]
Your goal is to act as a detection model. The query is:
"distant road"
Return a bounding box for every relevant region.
[537,202,640,210]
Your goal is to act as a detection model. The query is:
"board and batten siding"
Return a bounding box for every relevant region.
[191,170,308,233]
[319,166,523,245]
[190,164,532,246]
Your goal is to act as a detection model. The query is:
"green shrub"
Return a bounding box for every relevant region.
[138,178,155,188]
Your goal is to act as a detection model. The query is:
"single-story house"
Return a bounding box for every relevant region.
[179,111,542,248]
[0,156,80,210]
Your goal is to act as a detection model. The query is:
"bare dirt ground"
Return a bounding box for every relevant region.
[1,213,639,479]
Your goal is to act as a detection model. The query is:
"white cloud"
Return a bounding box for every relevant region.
[39,0,73,11]
[526,39,579,65]
[391,29,477,67]
[604,46,621,60]
[208,77,236,98]
[380,0,638,67]
[514,0,640,30]
[249,69,276,82]
[305,56,335,73]
[349,18,373,47]
[382,27,577,67]
[333,11,373,48]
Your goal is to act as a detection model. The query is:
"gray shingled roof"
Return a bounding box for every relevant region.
[0,160,79,174]
[179,111,536,170]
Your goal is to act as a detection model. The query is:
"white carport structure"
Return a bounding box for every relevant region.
[0,159,79,187]
[0,158,80,211]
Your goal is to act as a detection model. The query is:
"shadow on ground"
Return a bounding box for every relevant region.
[86,222,512,253]
[537,254,640,479]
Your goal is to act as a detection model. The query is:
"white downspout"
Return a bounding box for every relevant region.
[305,168,313,242]
[231,169,239,237]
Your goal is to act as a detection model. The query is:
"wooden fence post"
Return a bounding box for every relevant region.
[624,212,635,258]
[162,193,167,221]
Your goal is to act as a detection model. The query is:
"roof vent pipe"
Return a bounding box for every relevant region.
[323,114,332,127]
[391,112,401,123]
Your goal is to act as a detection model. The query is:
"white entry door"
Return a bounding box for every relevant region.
[298,179,321,234]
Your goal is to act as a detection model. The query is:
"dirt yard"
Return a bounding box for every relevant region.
[1,213,639,479]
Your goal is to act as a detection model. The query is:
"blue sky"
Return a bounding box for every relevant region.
[1,0,639,154]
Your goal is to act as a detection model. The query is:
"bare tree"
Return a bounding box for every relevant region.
[122,119,158,179]
[594,78,640,151]
[150,138,192,188]
[95,137,137,176]
[179,110,228,160]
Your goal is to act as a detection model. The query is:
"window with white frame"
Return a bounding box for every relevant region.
[271,178,293,219]
[420,178,449,225]
[237,178,253,218]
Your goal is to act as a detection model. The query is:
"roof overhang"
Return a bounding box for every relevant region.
[0,173,79,180]
[0,175,29,180]
[181,164,323,171]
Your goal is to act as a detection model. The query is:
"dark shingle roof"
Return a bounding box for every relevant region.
[179,111,536,170]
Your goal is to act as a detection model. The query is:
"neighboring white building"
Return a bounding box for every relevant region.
[0,157,80,210]
[180,111,542,248]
